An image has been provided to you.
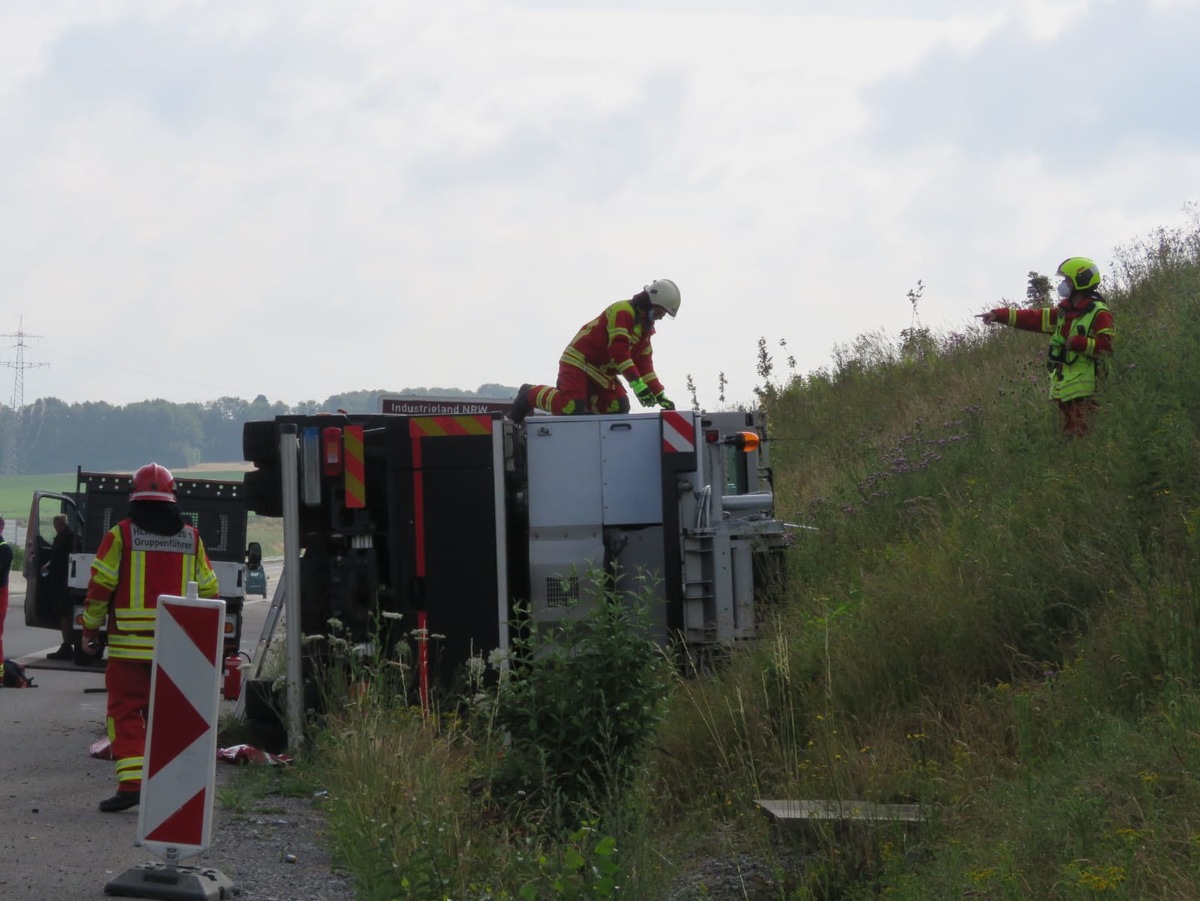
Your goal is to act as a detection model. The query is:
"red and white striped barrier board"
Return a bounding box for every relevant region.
[662,410,697,454]
[137,585,226,861]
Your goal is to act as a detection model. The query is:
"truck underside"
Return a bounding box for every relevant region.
[241,408,789,705]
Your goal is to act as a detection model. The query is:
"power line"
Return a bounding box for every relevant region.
[1,317,48,475]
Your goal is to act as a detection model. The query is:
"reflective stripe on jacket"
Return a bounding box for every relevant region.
[1002,299,1114,403]
[1050,301,1111,402]
[560,300,665,395]
[83,519,220,661]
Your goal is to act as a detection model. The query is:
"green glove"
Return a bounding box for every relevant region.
[656,393,675,411]
[629,378,656,407]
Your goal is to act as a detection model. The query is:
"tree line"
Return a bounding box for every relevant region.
[0,385,514,475]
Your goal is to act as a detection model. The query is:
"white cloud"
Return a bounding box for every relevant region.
[0,0,1196,413]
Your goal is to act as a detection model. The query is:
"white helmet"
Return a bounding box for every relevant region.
[644,278,681,317]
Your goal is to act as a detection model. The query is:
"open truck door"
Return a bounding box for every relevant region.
[23,491,84,630]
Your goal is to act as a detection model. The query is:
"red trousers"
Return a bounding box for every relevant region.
[0,585,8,664]
[1057,397,1098,437]
[529,363,630,416]
[105,658,152,792]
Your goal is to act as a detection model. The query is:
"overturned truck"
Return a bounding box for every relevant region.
[241,405,789,706]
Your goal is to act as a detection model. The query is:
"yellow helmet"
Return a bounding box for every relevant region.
[1057,257,1101,292]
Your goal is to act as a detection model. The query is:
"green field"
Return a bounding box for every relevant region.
[0,470,250,523]
[0,470,282,556]
[0,473,78,521]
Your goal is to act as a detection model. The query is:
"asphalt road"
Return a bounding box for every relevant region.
[0,564,284,900]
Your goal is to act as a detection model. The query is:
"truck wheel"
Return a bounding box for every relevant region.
[242,421,279,467]
[245,466,283,517]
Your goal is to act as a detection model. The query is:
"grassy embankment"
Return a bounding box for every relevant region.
[242,220,1200,898]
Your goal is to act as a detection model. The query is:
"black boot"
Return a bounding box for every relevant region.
[99,790,141,812]
[47,643,74,661]
[510,384,533,424]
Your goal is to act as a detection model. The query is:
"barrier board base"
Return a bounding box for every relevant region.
[104,862,237,900]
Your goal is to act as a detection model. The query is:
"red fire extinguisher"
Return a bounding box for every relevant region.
[223,653,247,701]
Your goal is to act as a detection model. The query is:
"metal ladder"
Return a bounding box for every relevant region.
[233,569,287,720]
[682,532,716,643]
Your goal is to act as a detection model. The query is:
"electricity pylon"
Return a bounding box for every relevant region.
[1,318,48,475]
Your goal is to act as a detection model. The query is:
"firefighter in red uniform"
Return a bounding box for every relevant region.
[81,463,221,812]
[978,256,1115,437]
[0,516,12,672]
[510,278,681,423]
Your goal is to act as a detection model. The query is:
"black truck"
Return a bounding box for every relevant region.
[23,468,250,659]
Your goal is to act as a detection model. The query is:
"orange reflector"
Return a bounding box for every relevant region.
[726,431,760,453]
[322,426,343,476]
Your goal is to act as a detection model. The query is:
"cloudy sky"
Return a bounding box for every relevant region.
[2,0,1198,411]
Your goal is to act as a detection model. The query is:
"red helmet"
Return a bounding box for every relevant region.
[130,462,177,503]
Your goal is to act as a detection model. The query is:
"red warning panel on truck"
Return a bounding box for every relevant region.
[344,424,366,509]
[408,415,494,438]
[661,410,696,453]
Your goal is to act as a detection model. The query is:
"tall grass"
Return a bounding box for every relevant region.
[268,216,1200,898]
[291,581,679,899]
[656,217,1200,897]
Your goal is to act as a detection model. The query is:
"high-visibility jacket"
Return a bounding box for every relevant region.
[993,298,1115,402]
[560,300,665,395]
[83,519,220,661]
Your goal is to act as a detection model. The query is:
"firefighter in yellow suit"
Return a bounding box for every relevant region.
[81,463,220,812]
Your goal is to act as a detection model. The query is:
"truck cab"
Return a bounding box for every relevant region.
[24,469,251,657]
